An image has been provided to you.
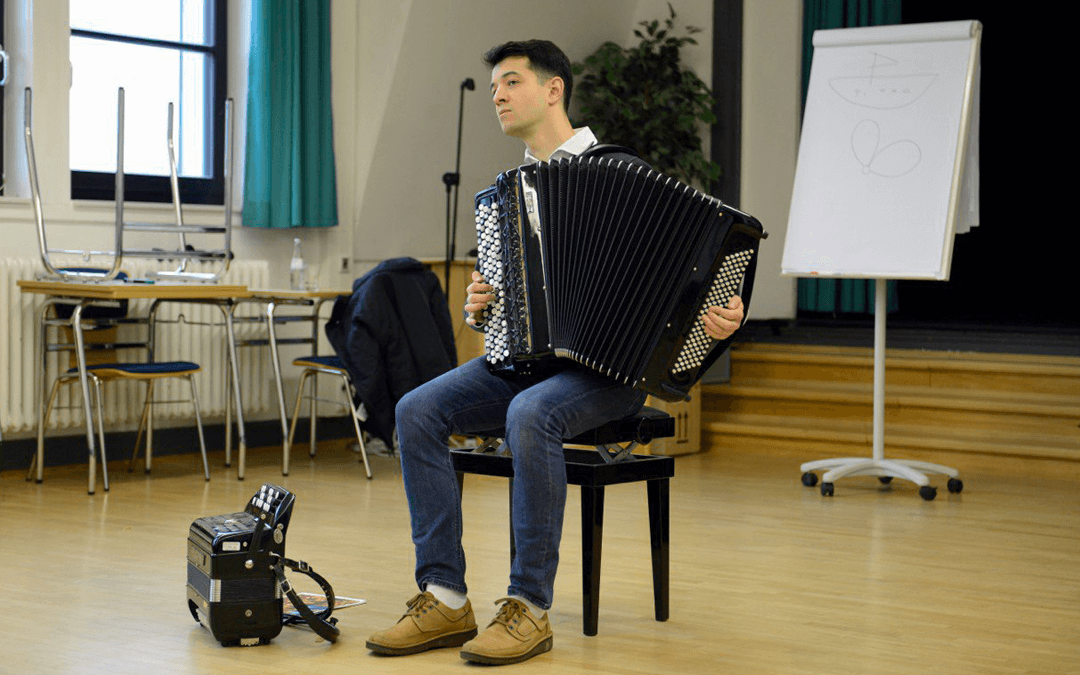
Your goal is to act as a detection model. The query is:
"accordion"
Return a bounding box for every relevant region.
[187,484,340,646]
[474,154,766,402]
[187,484,294,646]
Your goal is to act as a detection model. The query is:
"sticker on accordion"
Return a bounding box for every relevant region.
[223,541,241,552]
[671,249,755,374]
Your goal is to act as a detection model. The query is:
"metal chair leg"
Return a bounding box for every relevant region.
[144,380,155,473]
[308,371,318,458]
[129,382,154,472]
[187,374,210,481]
[92,376,110,492]
[28,377,65,481]
[285,369,314,476]
[30,374,110,491]
[341,372,372,479]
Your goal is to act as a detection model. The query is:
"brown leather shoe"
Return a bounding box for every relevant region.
[366,591,478,655]
[459,597,553,665]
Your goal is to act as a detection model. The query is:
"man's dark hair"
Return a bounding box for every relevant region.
[483,40,573,111]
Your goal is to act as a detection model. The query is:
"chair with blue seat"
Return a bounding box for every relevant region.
[27,270,210,491]
[285,354,372,479]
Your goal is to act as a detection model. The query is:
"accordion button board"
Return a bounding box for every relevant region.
[474,155,766,401]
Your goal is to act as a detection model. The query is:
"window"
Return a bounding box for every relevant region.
[69,0,226,204]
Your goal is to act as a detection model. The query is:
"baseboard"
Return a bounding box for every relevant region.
[0,416,358,473]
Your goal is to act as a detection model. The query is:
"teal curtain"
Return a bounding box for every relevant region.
[797,0,900,314]
[243,0,337,229]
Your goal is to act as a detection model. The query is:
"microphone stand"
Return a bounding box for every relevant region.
[442,78,474,292]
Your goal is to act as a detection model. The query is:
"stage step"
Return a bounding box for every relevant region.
[702,343,1080,469]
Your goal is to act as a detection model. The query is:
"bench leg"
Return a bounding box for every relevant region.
[647,478,670,622]
[581,484,605,636]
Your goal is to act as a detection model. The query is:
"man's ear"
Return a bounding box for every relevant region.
[546,76,565,107]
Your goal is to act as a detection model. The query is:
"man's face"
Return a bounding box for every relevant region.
[490,55,553,138]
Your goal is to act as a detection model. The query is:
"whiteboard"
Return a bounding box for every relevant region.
[782,20,981,280]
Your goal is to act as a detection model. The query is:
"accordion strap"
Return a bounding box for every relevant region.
[271,554,341,643]
[580,143,639,159]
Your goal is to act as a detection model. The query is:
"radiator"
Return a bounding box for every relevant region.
[0,257,272,434]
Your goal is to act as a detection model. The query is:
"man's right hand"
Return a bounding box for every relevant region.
[465,271,495,326]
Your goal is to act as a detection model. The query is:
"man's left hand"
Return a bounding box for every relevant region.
[701,295,744,341]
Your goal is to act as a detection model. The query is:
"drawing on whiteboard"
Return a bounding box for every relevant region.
[851,119,921,177]
[830,52,937,109]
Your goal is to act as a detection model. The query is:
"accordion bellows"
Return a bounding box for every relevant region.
[474,155,766,402]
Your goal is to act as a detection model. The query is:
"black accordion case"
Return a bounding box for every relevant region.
[187,484,339,646]
[474,155,767,401]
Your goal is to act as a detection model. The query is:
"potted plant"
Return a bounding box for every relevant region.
[572,4,720,190]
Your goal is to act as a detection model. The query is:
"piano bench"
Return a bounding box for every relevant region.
[449,405,676,636]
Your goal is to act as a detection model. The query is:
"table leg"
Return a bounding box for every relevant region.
[223,357,233,467]
[221,303,247,479]
[71,303,98,495]
[34,304,51,484]
[309,299,327,458]
[265,301,291,475]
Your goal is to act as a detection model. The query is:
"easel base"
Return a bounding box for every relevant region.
[800,457,963,501]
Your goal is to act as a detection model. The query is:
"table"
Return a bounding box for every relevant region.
[225,289,346,479]
[18,279,249,494]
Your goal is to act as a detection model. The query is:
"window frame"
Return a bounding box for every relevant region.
[69,0,227,205]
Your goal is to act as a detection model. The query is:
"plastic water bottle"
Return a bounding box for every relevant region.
[290,237,307,290]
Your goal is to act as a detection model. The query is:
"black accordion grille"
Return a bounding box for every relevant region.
[473,155,764,401]
[187,562,279,603]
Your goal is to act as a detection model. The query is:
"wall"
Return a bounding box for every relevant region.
[0,0,802,434]
[740,0,801,320]
[339,0,793,317]
[1,0,797,307]
[347,0,703,268]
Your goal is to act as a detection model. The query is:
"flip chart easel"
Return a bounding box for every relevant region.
[782,20,982,500]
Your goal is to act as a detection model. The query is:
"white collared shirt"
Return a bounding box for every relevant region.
[524,127,597,164]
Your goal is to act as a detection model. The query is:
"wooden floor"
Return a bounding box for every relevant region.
[1,440,1078,675]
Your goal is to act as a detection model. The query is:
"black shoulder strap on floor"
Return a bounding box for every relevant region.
[271,555,340,643]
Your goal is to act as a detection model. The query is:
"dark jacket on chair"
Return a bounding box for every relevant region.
[325,257,457,445]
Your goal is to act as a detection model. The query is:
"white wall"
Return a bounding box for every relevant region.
[347,0,690,267]
[339,0,794,318]
[741,0,801,320]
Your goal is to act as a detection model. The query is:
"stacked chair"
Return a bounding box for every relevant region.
[24,85,235,491]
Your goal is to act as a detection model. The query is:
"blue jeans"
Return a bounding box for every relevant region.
[396,356,647,610]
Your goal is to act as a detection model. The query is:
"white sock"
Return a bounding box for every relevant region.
[426,583,468,610]
[510,595,546,618]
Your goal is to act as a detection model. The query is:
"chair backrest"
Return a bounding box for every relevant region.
[59,325,122,370]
